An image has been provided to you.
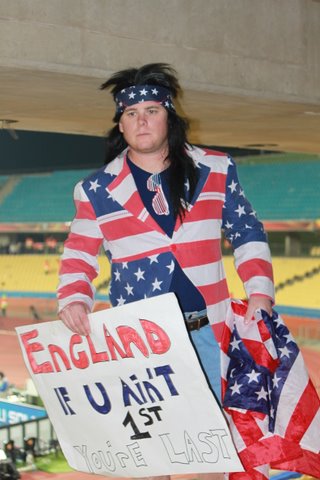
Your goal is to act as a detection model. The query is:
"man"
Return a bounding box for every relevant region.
[1,294,8,316]
[57,63,274,479]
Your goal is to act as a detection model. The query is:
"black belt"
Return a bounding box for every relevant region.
[185,314,209,332]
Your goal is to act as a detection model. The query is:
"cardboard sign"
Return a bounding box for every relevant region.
[16,293,243,477]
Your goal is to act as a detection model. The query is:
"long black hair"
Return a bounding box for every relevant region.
[100,63,199,220]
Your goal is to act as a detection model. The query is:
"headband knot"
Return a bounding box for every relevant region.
[115,85,175,115]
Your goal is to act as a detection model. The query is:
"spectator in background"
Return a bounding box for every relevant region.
[4,440,18,464]
[45,236,58,253]
[1,294,8,316]
[8,242,21,254]
[43,259,50,275]
[29,305,41,321]
[24,236,34,253]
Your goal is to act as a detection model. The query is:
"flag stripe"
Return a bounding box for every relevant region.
[57,279,94,301]
[75,200,97,220]
[243,276,274,299]
[59,258,98,282]
[234,242,272,266]
[300,408,320,452]
[237,258,273,282]
[64,233,102,256]
[70,218,103,239]
[99,215,155,240]
[284,379,320,443]
[198,278,229,306]
[184,198,223,221]
[274,353,310,436]
[241,338,279,371]
[228,410,264,446]
[174,239,223,267]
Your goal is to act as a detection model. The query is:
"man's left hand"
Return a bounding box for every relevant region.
[244,295,273,324]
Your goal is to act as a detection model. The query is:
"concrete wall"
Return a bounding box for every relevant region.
[0,0,319,103]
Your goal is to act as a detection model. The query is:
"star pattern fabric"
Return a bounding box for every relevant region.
[114,84,175,115]
[223,308,301,432]
[222,158,267,249]
[108,252,175,307]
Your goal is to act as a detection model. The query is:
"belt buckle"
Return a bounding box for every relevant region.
[188,312,206,331]
[197,314,207,330]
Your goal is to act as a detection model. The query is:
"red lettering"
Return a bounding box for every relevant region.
[117,325,149,358]
[69,334,89,369]
[20,319,171,376]
[103,325,128,360]
[48,344,71,372]
[20,330,54,374]
[86,336,109,363]
[140,319,171,354]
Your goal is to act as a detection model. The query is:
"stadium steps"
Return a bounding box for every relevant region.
[275,264,320,293]
[0,176,8,190]
[0,161,320,222]
[0,254,319,310]
[223,256,320,310]
[236,161,320,220]
[275,274,320,310]
[0,254,110,294]
[0,170,91,222]
[0,175,22,204]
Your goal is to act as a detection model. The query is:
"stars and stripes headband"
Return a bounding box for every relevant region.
[114,85,175,115]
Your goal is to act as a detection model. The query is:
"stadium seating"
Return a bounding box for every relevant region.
[224,256,320,310]
[0,254,110,294]
[1,254,319,310]
[0,161,320,222]
[0,176,8,189]
[0,170,92,222]
[236,161,320,220]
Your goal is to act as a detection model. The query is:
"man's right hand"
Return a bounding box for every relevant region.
[58,302,91,336]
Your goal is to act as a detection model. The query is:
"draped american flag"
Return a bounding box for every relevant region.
[221,300,320,480]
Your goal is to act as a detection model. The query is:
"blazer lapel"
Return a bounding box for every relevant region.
[173,148,210,231]
[189,162,211,206]
[106,152,166,235]
[105,147,211,235]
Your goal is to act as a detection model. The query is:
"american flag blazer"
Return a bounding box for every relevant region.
[58,145,274,345]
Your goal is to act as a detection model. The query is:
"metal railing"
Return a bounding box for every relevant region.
[0,415,57,455]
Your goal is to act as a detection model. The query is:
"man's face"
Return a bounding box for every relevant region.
[119,101,169,155]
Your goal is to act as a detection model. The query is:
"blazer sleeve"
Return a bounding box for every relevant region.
[57,181,104,312]
[222,158,274,301]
